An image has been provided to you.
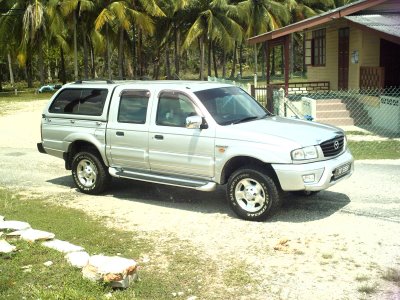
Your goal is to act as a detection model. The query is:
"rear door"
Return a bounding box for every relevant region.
[106,88,151,170]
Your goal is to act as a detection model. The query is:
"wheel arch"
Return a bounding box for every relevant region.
[220,156,281,189]
[64,140,106,170]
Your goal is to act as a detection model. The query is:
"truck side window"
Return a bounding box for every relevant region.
[118,90,150,124]
[156,92,197,127]
[49,88,108,116]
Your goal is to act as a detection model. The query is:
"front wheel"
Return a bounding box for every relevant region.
[227,168,281,221]
[71,151,110,194]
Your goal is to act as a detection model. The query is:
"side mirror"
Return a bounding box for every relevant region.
[186,115,203,129]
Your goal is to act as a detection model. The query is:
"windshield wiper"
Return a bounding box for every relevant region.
[232,116,260,124]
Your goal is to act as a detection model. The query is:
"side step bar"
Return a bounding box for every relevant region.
[109,167,217,192]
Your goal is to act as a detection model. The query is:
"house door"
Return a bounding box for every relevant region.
[338,28,349,90]
[380,39,400,87]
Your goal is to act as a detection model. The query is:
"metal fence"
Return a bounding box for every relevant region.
[251,85,400,139]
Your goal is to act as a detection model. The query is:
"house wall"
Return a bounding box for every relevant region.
[306,19,380,90]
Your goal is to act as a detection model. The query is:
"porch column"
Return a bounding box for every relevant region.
[265,41,274,112]
[284,35,290,96]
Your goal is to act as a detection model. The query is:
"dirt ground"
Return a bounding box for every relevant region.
[0,99,399,299]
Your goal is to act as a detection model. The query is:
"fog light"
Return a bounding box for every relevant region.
[302,174,315,183]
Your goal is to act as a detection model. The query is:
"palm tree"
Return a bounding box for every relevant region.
[59,0,95,81]
[183,0,242,80]
[156,0,189,79]
[95,0,164,79]
[47,0,71,83]
[237,0,290,77]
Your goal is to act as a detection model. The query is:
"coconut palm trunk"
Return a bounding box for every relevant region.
[83,32,89,79]
[200,36,205,81]
[7,53,14,87]
[60,47,66,84]
[38,35,45,86]
[73,11,78,81]
[118,28,124,79]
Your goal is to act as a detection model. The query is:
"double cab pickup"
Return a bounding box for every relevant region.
[38,80,354,221]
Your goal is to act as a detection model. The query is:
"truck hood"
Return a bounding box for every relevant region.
[216,116,343,147]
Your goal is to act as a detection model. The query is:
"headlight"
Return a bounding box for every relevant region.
[291,146,318,160]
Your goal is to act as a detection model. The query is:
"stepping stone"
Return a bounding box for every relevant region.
[0,240,16,253]
[65,251,90,268]
[20,229,55,242]
[82,255,138,288]
[0,221,31,232]
[42,239,84,253]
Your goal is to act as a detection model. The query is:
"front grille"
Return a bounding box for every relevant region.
[320,135,344,157]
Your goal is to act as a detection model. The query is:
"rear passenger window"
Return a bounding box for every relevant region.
[49,89,108,116]
[118,90,150,124]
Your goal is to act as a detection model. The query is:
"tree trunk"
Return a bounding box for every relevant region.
[271,47,275,76]
[200,36,205,81]
[38,34,45,86]
[60,47,66,84]
[83,31,89,79]
[230,42,237,79]
[106,24,111,80]
[239,44,243,77]
[166,43,171,79]
[207,40,212,77]
[0,64,3,91]
[222,49,226,78]
[254,44,258,75]
[174,26,180,78]
[118,28,124,79]
[132,25,136,78]
[212,43,218,77]
[89,37,95,78]
[261,43,265,79]
[138,29,143,77]
[7,53,14,86]
[73,11,78,81]
[26,48,33,88]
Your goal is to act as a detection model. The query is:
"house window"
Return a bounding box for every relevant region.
[312,29,326,66]
[305,29,326,66]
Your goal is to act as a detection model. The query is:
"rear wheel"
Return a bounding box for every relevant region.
[227,168,281,221]
[71,151,110,194]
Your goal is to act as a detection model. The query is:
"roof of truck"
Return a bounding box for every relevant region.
[64,80,235,93]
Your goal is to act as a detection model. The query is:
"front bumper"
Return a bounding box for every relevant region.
[272,149,354,192]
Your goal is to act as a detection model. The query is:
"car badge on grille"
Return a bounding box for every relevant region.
[334,140,340,150]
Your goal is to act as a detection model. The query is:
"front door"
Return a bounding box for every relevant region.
[338,28,349,90]
[148,90,215,179]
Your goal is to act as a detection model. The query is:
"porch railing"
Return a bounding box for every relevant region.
[250,81,330,111]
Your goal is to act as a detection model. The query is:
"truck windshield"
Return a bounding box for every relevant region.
[194,86,270,125]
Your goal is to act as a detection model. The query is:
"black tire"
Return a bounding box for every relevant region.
[227,168,281,221]
[71,151,110,194]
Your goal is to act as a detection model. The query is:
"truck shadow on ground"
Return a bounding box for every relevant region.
[47,177,351,223]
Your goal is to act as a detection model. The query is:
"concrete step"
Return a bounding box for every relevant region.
[316,110,351,118]
[316,102,347,110]
[316,117,355,126]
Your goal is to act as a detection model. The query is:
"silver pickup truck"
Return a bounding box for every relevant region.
[37,80,353,221]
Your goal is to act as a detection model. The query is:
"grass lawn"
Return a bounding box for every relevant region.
[0,91,53,104]
[0,188,224,300]
[348,140,400,160]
